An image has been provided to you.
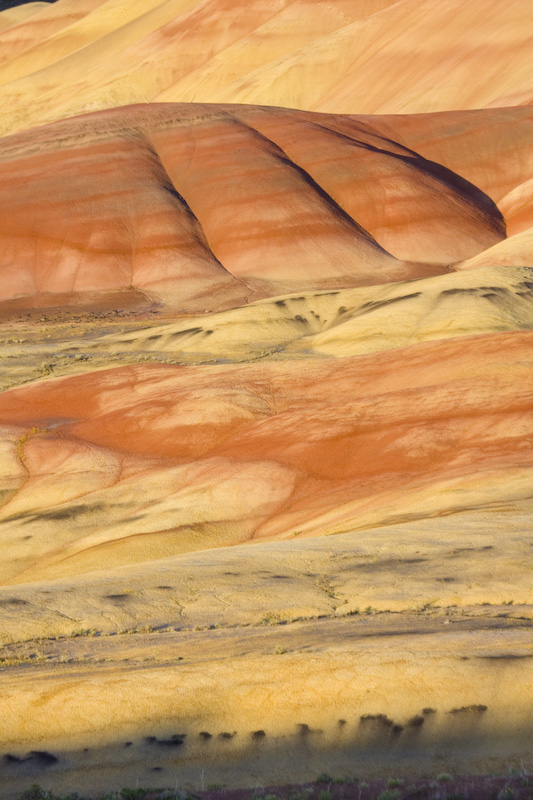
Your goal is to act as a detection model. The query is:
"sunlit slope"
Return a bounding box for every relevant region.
[455,229,533,272]
[0,3,51,34]
[0,102,518,314]
[0,0,531,135]
[499,181,533,236]
[209,0,533,114]
[0,0,395,136]
[0,330,531,584]
[0,0,110,66]
[1,507,532,641]
[0,0,203,83]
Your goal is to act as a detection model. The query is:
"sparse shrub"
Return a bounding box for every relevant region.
[316,773,333,784]
[405,785,426,798]
[387,779,404,788]
[120,790,147,800]
[71,628,98,637]
[16,789,79,800]
[274,645,287,654]
[377,791,401,800]
[497,789,516,800]
[318,792,331,800]
[436,773,453,783]
[17,786,47,800]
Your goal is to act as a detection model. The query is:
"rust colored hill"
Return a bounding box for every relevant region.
[0,102,522,313]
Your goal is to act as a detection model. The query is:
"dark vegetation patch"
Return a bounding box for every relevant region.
[479,653,533,660]
[145,735,186,747]
[359,714,403,736]
[346,557,427,574]
[170,327,202,338]
[448,704,488,715]
[296,723,322,737]
[4,754,31,764]
[441,286,508,299]
[30,751,59,766]
[34,503,103,521]
[104,593,131,602]
[449,545,494,557]
[4,750,58,767]
[358,293,422,314]
[0,597,28,606]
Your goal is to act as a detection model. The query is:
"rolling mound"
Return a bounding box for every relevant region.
[0,102,523,314]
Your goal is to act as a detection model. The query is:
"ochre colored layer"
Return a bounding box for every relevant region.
[0,331,531,583]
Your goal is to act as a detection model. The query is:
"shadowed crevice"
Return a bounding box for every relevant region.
[308,119,505,233]
[228,114,396,257]
[138,130,255,294]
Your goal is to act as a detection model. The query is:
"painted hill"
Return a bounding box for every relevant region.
[0,0,532,795]
[2,102,531,314]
